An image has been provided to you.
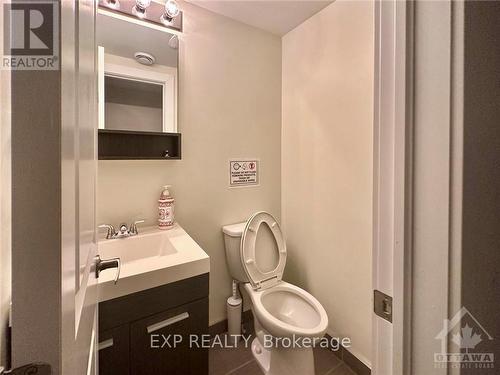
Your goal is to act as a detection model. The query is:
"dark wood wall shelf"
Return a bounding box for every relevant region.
[98,129,182,160]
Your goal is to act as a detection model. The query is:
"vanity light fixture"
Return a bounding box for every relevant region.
[103,0,120,10]
[132,0,152,19]
[98,0,182,32]
[160,0,180,25]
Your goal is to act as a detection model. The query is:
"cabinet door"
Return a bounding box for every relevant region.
[99,324,130,375]
[130,298,208,375]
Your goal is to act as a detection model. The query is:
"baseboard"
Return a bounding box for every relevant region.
[324,334,371,375]
[208,309,254,337]
[209,315,370,375]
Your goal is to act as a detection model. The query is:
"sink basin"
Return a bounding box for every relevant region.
[99,229,178,264]
[98,223,210,302]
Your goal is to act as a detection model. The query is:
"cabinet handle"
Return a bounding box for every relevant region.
[98,338,114,351]
[147,312,190,334]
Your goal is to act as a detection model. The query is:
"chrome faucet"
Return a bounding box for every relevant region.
[98,224,116,239]
[129,220,145,235]
[99,220,145,239]
[117,223,129,238]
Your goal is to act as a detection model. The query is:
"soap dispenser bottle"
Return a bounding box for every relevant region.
[158,185,175,230]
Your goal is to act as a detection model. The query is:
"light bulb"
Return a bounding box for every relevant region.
[133,0,151,18]
[135,0,151,10]
[165,0,180,18]
[104,0,120,10]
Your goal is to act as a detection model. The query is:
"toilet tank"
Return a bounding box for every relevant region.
[222,222,249,282]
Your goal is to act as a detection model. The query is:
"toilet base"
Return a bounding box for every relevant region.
[251,337,315,375]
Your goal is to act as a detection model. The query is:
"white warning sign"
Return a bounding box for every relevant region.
[229,160,259,187]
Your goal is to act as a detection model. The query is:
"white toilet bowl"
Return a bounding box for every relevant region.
[222,212,329,375]
[245,281,328,339]
[245,282,328,375]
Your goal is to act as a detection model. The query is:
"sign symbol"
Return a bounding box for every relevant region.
[28,9,49,49]
[9,6,52,51]
[230,160,258,187]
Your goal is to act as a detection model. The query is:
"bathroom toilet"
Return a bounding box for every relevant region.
[223,212,328,375]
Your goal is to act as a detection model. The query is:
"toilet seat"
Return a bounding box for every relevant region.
[241,211,287,290]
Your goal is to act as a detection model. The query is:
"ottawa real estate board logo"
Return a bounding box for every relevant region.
[2,1,59,70]
[435,307,494,370]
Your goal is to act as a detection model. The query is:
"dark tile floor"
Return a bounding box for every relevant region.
[209,334,357,375]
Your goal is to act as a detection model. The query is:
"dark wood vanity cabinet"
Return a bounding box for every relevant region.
[98,273,209,375]
[99,324,130,375]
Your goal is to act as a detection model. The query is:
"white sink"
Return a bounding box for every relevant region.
[98,223,210,302]
[99,228,178,263]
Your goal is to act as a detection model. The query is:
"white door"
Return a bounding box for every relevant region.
[61,1,99,374]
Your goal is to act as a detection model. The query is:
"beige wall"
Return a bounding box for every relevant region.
[0,2,11,365]
[98,2,282,325]
[0,92,10,370]
[0,67,11,372]
[282,0,373,364]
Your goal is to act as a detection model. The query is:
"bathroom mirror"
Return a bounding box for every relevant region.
[97,11,178,133]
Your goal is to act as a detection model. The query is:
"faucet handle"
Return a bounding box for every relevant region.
[130,220,145,235]
[98,224,116,239]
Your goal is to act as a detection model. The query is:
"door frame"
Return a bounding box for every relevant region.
[372,1,467,374]
[372,1,414,374]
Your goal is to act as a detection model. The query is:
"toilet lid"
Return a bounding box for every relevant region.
[241,212,286,290]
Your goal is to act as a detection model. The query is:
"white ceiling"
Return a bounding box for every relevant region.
[187,0,334,36]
